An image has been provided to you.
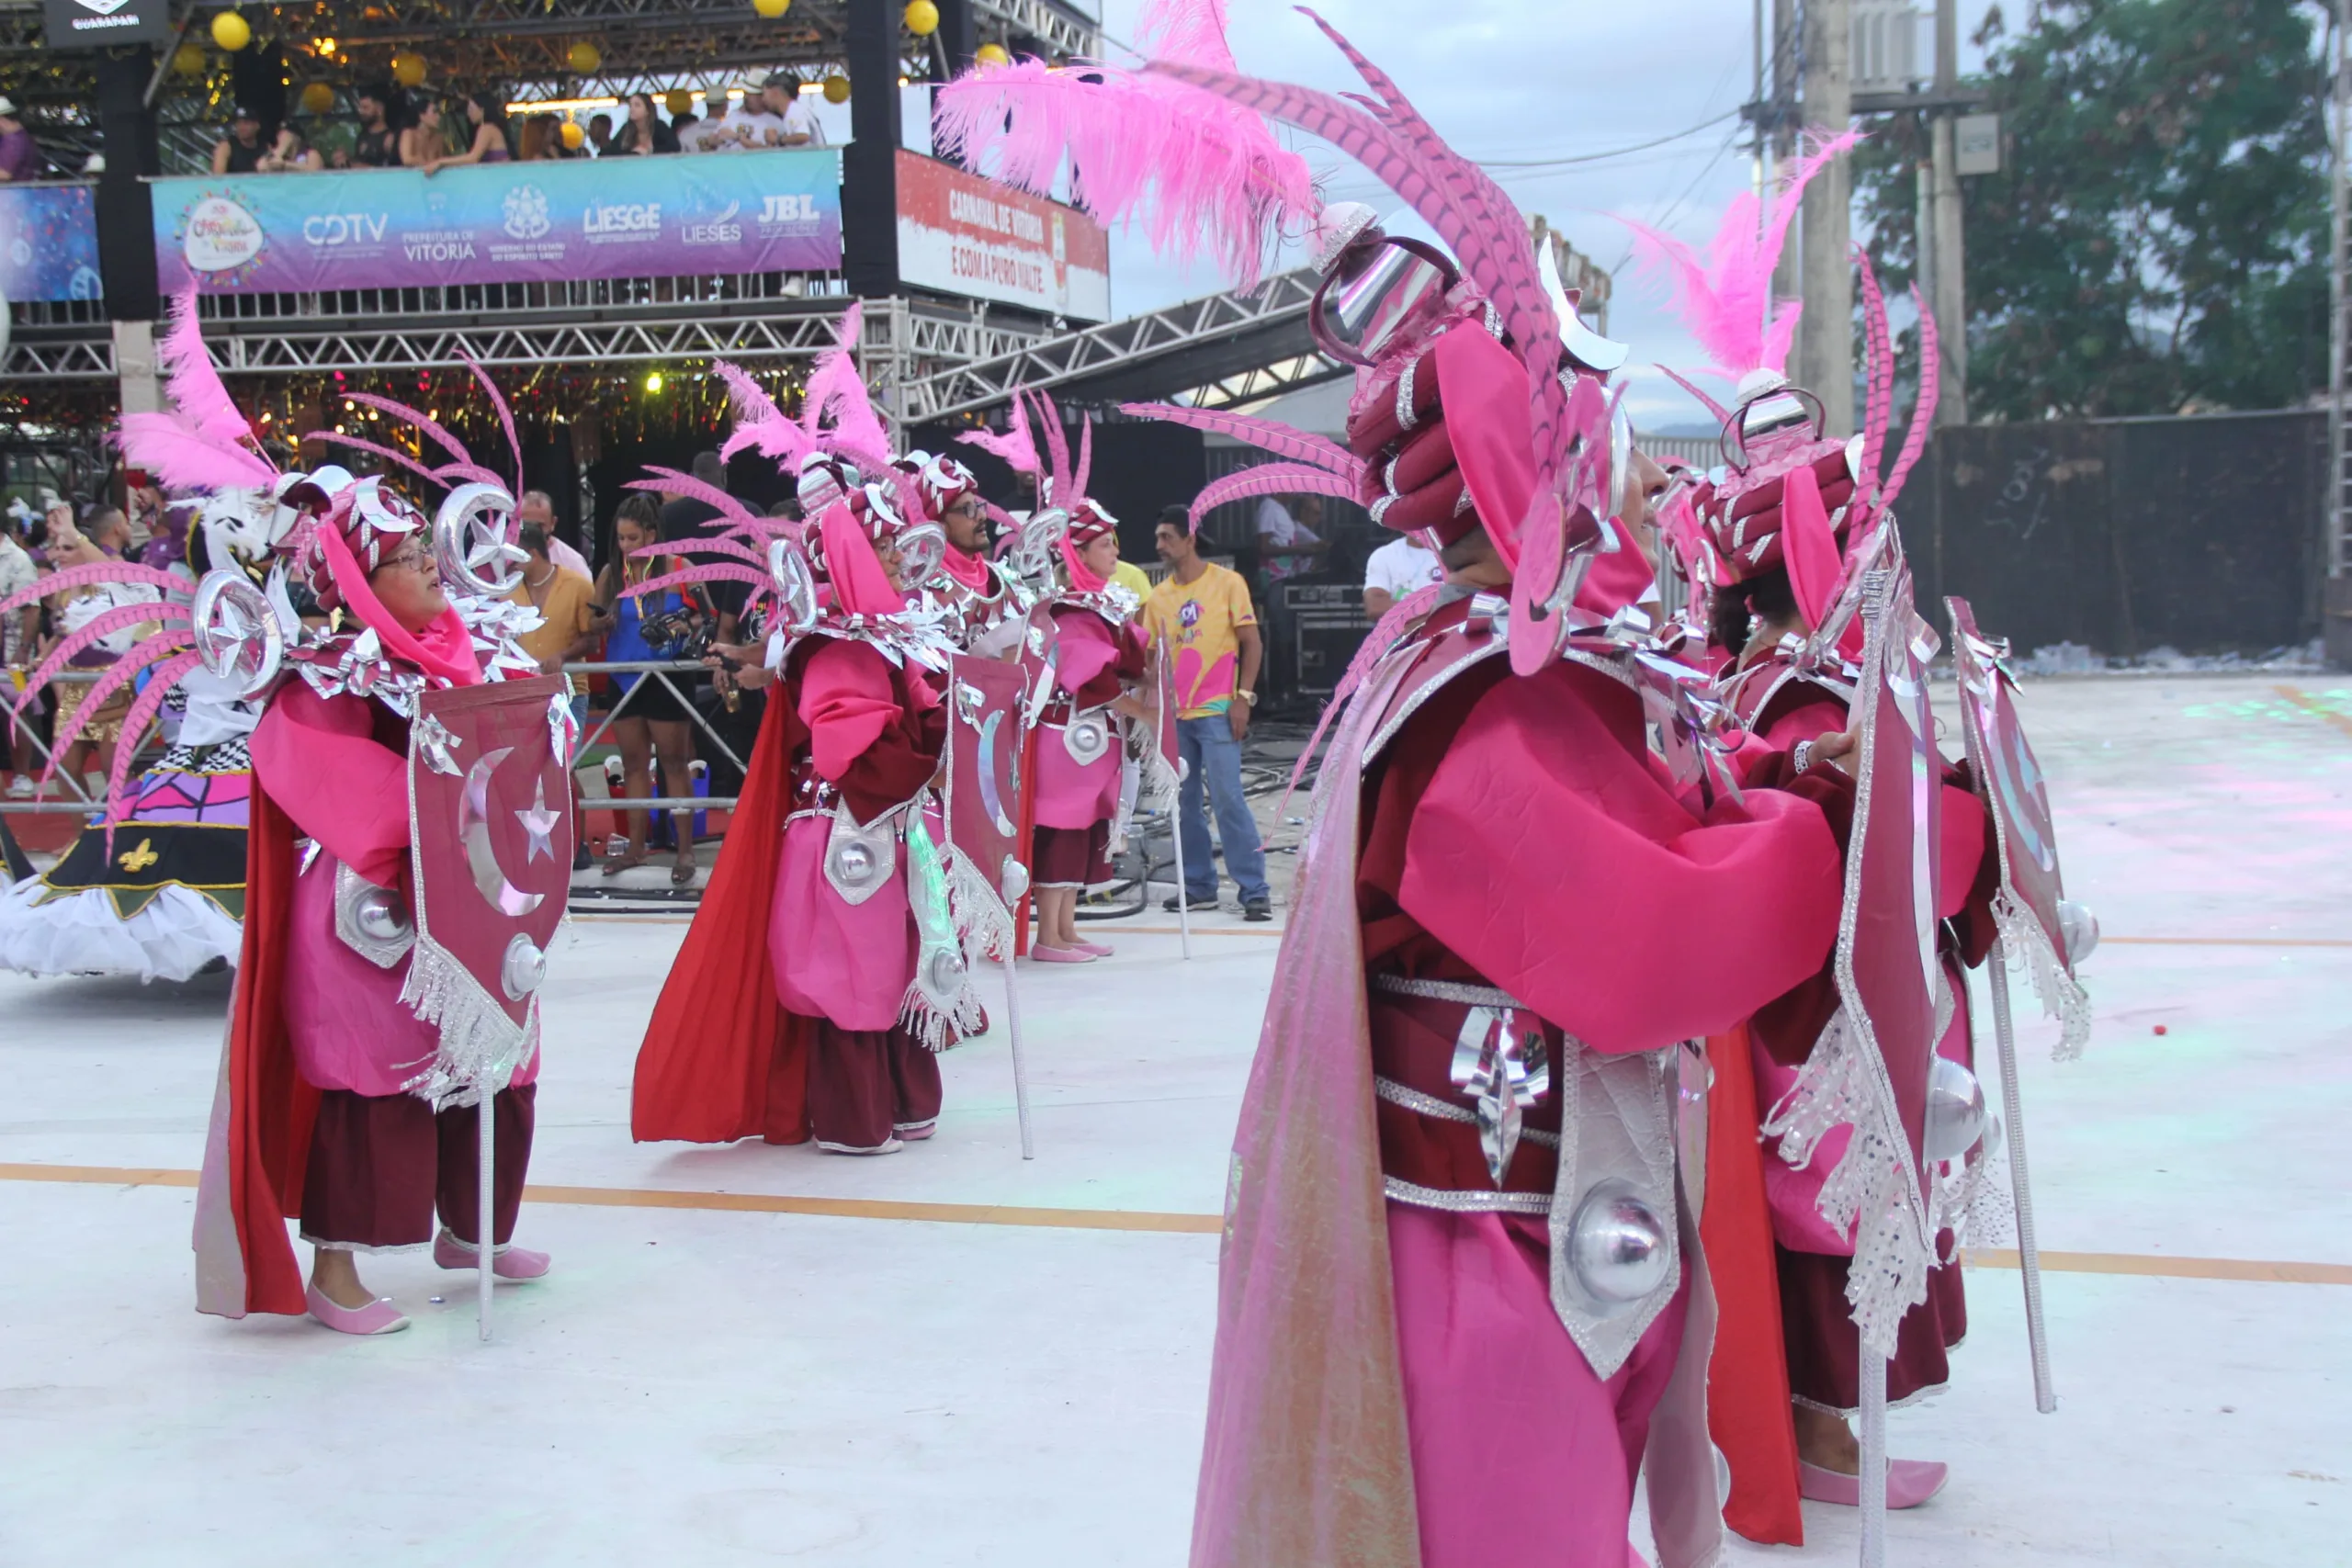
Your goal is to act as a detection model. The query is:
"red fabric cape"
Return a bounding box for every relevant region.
[1701,1023,1805,1545]
[630,684,810,1143]
[213,781,320,1316]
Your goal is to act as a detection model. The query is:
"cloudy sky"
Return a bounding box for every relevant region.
[1061,0,1995,431]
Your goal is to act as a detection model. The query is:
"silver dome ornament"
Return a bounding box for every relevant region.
[922,944,967,1003]
[355,888,413,944]
[1923,1055,1990,1164]
[1061,713,1111,766]
[500,934,548,1001]
[999,855,1030,905]
[1566,1179,1672,1314]
[189,570,285,698]
[2057,899,2100,965]
[821,809,897,905]
[434,482,527,598]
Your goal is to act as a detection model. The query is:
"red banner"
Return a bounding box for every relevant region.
[896,150,1110,321]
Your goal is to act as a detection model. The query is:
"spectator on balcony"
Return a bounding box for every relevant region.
[758,73,823,146]
[518,490,594,580]
[0,97,43,183]
[211,105,268,175]
[256,125,323,173]
[341,84,401,169]
[399,99,447,168]
[424,95,510,175]
[614,93,680,156]
[586,113,614,157]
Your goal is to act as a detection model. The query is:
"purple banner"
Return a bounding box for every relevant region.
[151,148,842,292]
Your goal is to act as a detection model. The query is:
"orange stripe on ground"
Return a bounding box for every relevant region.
[1964,1248,2352,1287]
[8,1164,2350,1273]
[2275,684,2352,744]
[0,1162,1221,1235]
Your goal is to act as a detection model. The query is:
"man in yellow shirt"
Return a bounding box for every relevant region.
[1143,507,1272,921]
[1108,554,1153,604]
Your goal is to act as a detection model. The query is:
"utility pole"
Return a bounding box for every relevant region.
[1770,0,1803,312]
[1928,0,1968,423]
[1798,0,1855,433]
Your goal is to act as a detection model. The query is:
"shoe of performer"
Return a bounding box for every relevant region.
[1072,940,1115,958]
[433,1228,553,1281]
[5,775,32,799]
[1242,898,1273,923]
[1030,943,1095,964]
[306,1283,411,1336]
[1797,1459,1949,1509]
[896,1120,938,1142]
[817,1136,906,1156]
[1162,893,1219,912]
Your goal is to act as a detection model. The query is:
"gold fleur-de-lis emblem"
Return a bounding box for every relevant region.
[118,838,160,874]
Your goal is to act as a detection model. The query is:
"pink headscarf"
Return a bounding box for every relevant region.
[940,542,994,592]
[312,509,482,687]
[817,501,908,618]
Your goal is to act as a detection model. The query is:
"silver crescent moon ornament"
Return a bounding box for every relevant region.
[977,709,1016,838]
[458,746,547,918]
[766,538,820,635]
[435,481,527,598]
[189,569,284,697]
[895,523,947,590]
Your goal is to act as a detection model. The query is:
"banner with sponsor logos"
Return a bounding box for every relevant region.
[896,150,1109,322]
[150,148,842,293]
[0,183,104,302]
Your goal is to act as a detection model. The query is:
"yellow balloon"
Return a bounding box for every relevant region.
[171,41,207,77]
[209,10,251,51]
[560,120,585,150]
[567,39,603,75]
[300,81,335,116]
[665,87,694,117]
[391,51,427,88]
[821,73,850,105]
[903,0,939,36]
[752,0,790,16]
[975,43,1011,67]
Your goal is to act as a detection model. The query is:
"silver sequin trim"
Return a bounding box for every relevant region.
[1361,636,1513,768]
[1374,1077,1559,1148]
[1396,359,1419,434]
[1372,973,1522,1010]
[1383,1176,1553,1214]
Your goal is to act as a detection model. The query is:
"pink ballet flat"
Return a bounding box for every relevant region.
[1030,944,1094,964]
[896,1121,937,1141]
[306,1283,410,1336]
[1798,1458,1949,1509]
[1071,941,1115,958]
[433,1229,552,1280]
[817,1136,905,1156]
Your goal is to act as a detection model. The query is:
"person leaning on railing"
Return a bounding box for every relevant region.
[593,493,701,885]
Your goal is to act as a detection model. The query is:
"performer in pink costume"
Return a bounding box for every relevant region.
[1628,174,2007,1521]
[634,316,994,1156]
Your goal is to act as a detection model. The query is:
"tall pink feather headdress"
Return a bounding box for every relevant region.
[933,0,1322,287]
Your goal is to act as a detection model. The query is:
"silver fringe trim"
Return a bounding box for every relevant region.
[1758,1007,1934,1358]
[944,841,1014,964]
[396,934,538,1110]
[1369,973,1523,1010]
[1992,888,2093,1062]
[898,964,987,1055]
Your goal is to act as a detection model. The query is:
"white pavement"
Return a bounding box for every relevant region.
[1,673,2347,1565]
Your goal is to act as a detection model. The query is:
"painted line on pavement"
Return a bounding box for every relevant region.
[10,1163,2352,1278]
[2275,683,2352,743]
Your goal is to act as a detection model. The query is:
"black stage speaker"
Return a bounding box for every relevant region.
[1280,581,1373,699]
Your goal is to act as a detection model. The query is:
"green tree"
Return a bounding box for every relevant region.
[1856,0,2329,421]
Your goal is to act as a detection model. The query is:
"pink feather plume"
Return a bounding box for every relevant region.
[933,0,1317,288]
[0,559,192,621]
[1072,413,1094,503]
[13,604,189,710]
[956,397,1040,476]
[622,561,774,601]
[119,413,280,493]
[1622,127,1862,380]
[1033,390,1072,502]
[153,289,256,451]
[801,304,895,473]
[1881,288,1939,509]
[39,637,189,773]
[1189,464,1362,534]
[1854,247,1894,505]
[1120,401,1362,477]
[460,355,524,486]
[300,427,458,491]
[625,469,764,533]
[101,649,205,825]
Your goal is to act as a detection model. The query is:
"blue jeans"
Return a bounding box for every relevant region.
[1175,713,1269,904]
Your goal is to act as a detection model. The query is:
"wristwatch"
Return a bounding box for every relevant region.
[1235,689,1258,705]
